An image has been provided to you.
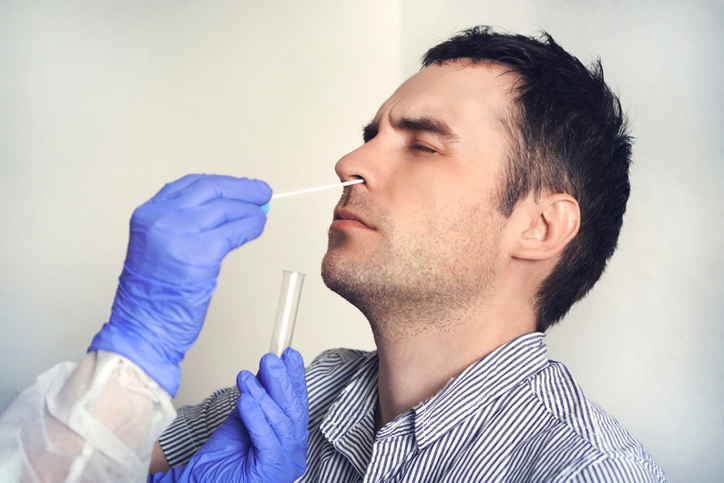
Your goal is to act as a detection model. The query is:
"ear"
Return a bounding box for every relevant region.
[510,193,580,261]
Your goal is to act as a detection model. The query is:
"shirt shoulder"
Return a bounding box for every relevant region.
[526,361,668,482]
[559,455,668,483]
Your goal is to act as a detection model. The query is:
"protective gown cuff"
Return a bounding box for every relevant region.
[88,324,181,397]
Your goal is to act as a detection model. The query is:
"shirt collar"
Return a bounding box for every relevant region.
[411,332,549,448]
[319,332,549,468]
[319,352,379,474]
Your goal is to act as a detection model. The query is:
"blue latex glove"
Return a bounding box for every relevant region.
[89,174,272,396]
[149,348,309,483]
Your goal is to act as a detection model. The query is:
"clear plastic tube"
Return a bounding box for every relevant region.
[269,271,305,357]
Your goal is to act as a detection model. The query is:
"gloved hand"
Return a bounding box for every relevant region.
[89,174,272,396]
[148,348,309,483]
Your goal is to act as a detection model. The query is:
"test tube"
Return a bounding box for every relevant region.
[269,270,305,357]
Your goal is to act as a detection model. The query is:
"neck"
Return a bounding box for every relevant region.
[372,297,535,432]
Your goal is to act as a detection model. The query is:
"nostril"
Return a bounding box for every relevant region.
[342,179,365,188]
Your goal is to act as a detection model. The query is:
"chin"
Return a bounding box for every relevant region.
[321,247,347,294]
[321,246,370,310]
[322,227,368,289]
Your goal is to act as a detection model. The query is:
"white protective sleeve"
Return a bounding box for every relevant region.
[0,350,176,483]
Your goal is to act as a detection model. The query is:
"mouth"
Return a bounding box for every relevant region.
[331,208,372,230]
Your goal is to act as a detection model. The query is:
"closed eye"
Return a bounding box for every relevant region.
[363,120,440,154]
[409,144,437,154]
[362,122,378,143]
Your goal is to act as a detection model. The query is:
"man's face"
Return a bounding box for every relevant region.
[322,61,515,333]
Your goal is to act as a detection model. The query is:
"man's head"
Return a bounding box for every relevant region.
[322,26,631,335]
[422,27,632,331]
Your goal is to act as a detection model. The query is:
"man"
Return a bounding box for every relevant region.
[154,27,667,481]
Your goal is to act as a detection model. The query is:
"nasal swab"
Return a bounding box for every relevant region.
[271,178,364,200]
[261,178,363,213]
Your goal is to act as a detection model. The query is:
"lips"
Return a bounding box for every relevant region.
[331,208,371,230]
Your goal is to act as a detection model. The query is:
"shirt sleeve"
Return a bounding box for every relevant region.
[158,385,239,467]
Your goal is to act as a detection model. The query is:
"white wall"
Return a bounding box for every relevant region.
[1,1,721,481]
[0,0,398,413]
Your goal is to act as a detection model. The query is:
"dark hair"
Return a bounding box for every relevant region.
[423,26,632,332]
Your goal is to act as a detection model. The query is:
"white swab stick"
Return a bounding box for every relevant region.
[271,179,364,200]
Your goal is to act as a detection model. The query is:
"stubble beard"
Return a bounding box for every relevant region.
[321,192,501,342]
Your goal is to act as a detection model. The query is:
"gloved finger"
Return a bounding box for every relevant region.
[199,406,252,455]
[154,198,267,233]
[154,176,272,209]
[150,174,207,201]
[142,211,267,273]
[238,371,298,455]
[257,353,309,442]
[203,211,268,256]
[281,348,309,411]
[237,393,299,480]
[275,349,309,441]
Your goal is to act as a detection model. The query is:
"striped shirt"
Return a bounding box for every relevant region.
[159,333,667,482]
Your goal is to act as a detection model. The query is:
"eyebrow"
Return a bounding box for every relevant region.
[362,116,461,143]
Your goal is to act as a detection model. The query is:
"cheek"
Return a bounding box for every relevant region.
[430,201,503,258]
[399,173,492,218]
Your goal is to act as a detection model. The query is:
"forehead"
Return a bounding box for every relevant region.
[374,61,516,129]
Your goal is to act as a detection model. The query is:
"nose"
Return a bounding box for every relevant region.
[334,139,389,193]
